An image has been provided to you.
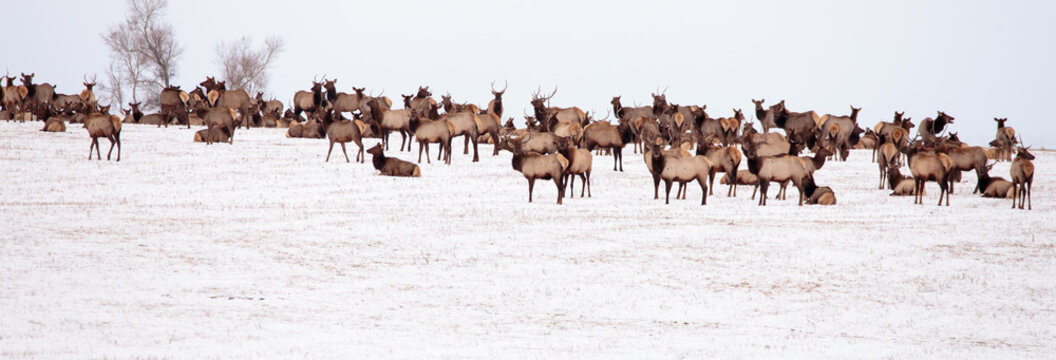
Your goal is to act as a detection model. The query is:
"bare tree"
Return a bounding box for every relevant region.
[101,0,182,111]
[214,36,285,96]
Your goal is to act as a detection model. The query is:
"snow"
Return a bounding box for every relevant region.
[1,122,1054,358]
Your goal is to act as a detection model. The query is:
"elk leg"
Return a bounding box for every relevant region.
[1026,182,1032,210]
[114,133,121,162]
[664,179,673,204]
[490,130,501,156]
[1012,183,1018,209]
[580,173,587,197]
[566,173,574,196]
[463,134,470,155]
[585,171,592,197]
[88,138,97,160]
[340,142,350,163]
[471,134,479,162]
[751,185,757,200]
[555,176,564,204]
[699,177,708,205]
[528,178,535,203]
[758,181,768,206]
[652,174,661,200]
[326,141,335,162]
[355,139,364,163]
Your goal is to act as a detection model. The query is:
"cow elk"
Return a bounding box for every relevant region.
[83,104,122,161]
[646,141,712,205]
[367,144,421,177]
[505,133,568,204]
[1010,143,1034,210]
[557,137,593,198]
[742,139,812,206]
[906,142,953,206]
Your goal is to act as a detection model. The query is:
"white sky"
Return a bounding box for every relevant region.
[5,0,1055,146]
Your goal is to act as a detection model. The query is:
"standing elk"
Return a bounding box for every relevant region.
[408,86,436,118]
[531,86,586,126]
[557,137,593,198]
[943,145,988,194]
[367,144,421,177]
[742,138,812,206]
[989,118,1016,162]
[370,96,415,152]
[581,118,636,171]
[200,78,254,128]
[917,111,954,146]
[611,95,653,152]
[83,104,122,161]
[819,105,864,161]
[323,79,364,118]
[1010,143,1034,210]
[409,107,453,165]
[293,78,326,118]
[20,73,56,116]
[646,140,712,205]
[322,108,368,163]
[906,142,953,206]
[505,133,568,204]
[751,99,778,133]
[876,142,901,189]
[193,101,238,144]
[696,137,742,196]
[487,80,507,118]
[772,100,823,154]
[159,85,190,128]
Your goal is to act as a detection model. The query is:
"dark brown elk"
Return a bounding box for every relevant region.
[531,86,586,126]
[20,73,56,115]
[370,96,415,152]
[610,96,653,131]
[942,145,988,194]
[292,79,325,118]
[886,164,918,196]
[751,99,778,133]
[193,126,230,144]
[975,163,1014,199]
[367,144,421,177]
[819,105,863,161]
[201,78,254,128]
[696,137,742,196]
[323,79,364,117]
[988,118,1016,162]
[917,111,954,146]
[876,142,900,189]
[742,139,812,206]
[506,134,568,204]
[318,109,367,163]
[646,141,712,205]
[906,142,953,206]
[408,86,436,118]
[486,80,507,118]
[1010,144,1034,210]
[159,86,190,128]
[802,178,836,205]
[409,109,453,164]
[581,119,636,171]
[82,104,122,161]
[772,100,823,153]
[556,137,593,198]
[2,74,25,116]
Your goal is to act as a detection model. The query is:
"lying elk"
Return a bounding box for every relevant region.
[721,170,760,199]
[907,142,953,206]
[505,133,568,204]
[367,144,421,177]
[487,80,507,118]
[803,178,836,205]
[581,118,635,171]
[1010,143,1034,210]
[742,138,812,206]
[886,164,918,196]
[160,86,190,128]
[83,104,122,161]
[557,137,593,198]
[410,108,453,164]
[696,137,742,196]
[194,102,238,144]
[41,115,66,132]
[194,126,230,144]
[975,163,1014,199]
[646,140,712,205]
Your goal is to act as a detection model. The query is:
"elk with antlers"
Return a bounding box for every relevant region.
[486,80,508,118]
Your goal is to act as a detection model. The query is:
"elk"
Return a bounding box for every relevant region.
[200,78,254,128]
[367,144,421,177]
[20,73,56,115]
[323,79,364,117]
[819,105,863,161]
[486,80,508,118]
[886,164,918,196]
[751,99,778,133]
[876,142,901,189]
[193,126,230,144]
[989,118,1016,162]
[741,139,812,206]
[127,102,144,124]
[906,142,953,206]
[581,118,636,171]
[2,74,27,118]
[642,137,694,200]
[440,93,473,114]
[610,96,653,131]
[320,109,368,163]
[408,86,436,118]
[437,99,482,162]
[556,137,593,198]
[696,137,742,196]
[159,85,190,128]
[856,128,878,150]
[531,86,586,126]
[769,146,832,201]
[505,133,568,204]
[646,141,712,205]
[371,96,415,151]
[741,124,790,157]
[293,79,325,118]
[1010,144,1034,210]
[501,129,560,155]
[772,100,823,153]
[83,104,122,161]
[41,115,66,132]
[917,111,955,145]
[256,92,283,115]
[942,145,988,194]
[802,178,836,205]
[410,108,453,164]
[721,170,761,199]
[975,163,1014,199]
[194,102,238,144]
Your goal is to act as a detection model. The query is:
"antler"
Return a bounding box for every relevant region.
[500,80,508,92]
[661,85,669,95]
[546,86,557,101]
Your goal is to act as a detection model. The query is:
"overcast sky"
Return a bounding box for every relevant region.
[5,0,1055,146]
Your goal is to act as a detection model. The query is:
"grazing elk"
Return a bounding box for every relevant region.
[646,141,712,205]
[1010,144,1034,210]
[876,142,901,189]
[581,118,636,171]
[367,144,421,177]
[505,133,568,204]
[557,137,593,198]
[486,80,507,118]
[975,163,1014,199]
[742,139,812,206]
[906,142,953,206]
[83,104,122,161]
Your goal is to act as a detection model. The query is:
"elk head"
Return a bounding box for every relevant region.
[416,86,431,99]
[82,74,97,92]
[490,80,507,97]
[20,72,34,86]
[128,102,141,113]
[849,106,861,122]
[994,117,1007,129]
[401,94,413,109]
[751,98,764,109]
[353,87,366,97]
[199,76,217,91]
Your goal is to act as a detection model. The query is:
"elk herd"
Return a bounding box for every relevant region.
[1,71,1039,210]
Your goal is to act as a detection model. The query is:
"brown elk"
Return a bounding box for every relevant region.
[989,118,1016,162]
[742,138,812,206]
[531,86,586,126]
[802,178,836,205]
[917,111,954,145]
[193,102,238,144]
[322,79,364,117]
[367,144,421,177]
[751,99,778,133]
[159,85,190,128]
[20,73,56,115]
[975,163,1014,199]
[886,164,918,196]
[906,142,953,206]
[506,133,568,204]
[437,97,483,162]
[1010,143,1034,210]
[501,129,560,155]
[642,138,693,200]
[556,137,593,198]
[487,80,507,118]
[410,108,453,164]
[772,100,823,153]
[943,145,988,194]
[696,137,742,196]
[193,126,230,144]
[645,140,712,205]
[819,105,863,161]
[200,78,254,128]
[610,96,653,134]
[40,115,66,132]
[321,109,368,163]
[768,146,832,201]
[876,142,900,189]
[83,104,122,161]
[409,86,436,118]
[581,118,636,171]
[370,96,415,152]
[741,124,790,157]
[721,170,761,199]
[293,78,326,118]
[2,74,24,116]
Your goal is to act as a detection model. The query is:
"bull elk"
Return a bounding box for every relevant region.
[506,133,568,204]
[1010,143,1034,210]
[83,104,122,161]
[487,80,507,118]
[531,86,586,126]
[975,163,1014,199]
[367,144,421,177]
[293,78,326,118]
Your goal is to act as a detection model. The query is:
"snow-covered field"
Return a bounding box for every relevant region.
[1,122,1054,358]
